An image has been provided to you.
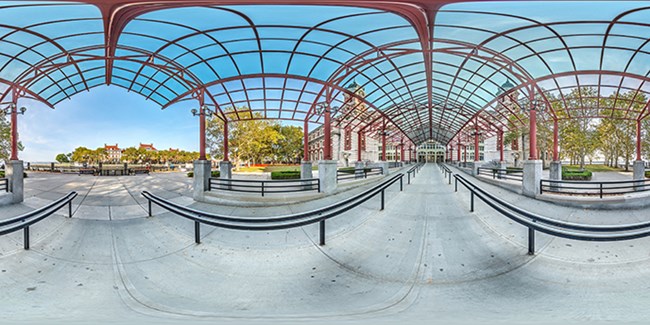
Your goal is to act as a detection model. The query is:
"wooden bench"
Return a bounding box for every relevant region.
[78,168,96,176]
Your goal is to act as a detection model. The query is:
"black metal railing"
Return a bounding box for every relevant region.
[388,162,403,168]
[208,177,320,196]
[477,167,524,182]
[336,167,383,182]
[440,163,453,184]
[0,192,77,250]
[0,178,8,192]
[405,162,423,184]
[540,178,650,198]
[142,173,406,245]
[447,170,650,255]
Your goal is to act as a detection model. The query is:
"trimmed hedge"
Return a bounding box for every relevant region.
[0,171,27,178]
[646,170,650,178]
[271,170,301,180]
[187,170,220,178]
[562,167,592,181]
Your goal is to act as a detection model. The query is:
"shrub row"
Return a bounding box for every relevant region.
[186,170,220,178]
[271,170,301,180]
[562,168,592,181]
[646,170,650,178]
[0,171,28,178]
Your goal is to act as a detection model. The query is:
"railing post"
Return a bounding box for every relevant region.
[148,200,152,217]
[408,172,411,184]
[448,172,451,184]
[194,221,201,244]
[208,179,211,191]
[455,178,458,192]
[317,179,321,193]
[24,226,29,250]
[68,201,73,218]
[528,227,535,255]
[539,180,543,194]
[470,192,474,212]
[319,220,325,246]
[381,189,385,210]
[261,181,265,197]
[600,183,603,199]
[400,176,403,191]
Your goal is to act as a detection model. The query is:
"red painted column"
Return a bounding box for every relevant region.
[457,142,461,161]
[409,146,412,161]
[498,128,504,162]
[636,119,642,161]
[381,120,387,161]
[303,119,309,161]
[394,145,398,162]
[474,122,480,161]
[323,90,332,160]
[400,142,404,162]
[529,92,538,160]
[450,146,454,162]
[10,103,18,160]
[357,131,362,162]
[553,119,559,161]
[199,106,206,161]
[463,145,467,163]
[223,120,229,161]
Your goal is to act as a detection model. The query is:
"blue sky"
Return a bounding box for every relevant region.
[19,86,200,162]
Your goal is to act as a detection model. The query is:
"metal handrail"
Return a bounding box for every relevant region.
[0,192,77,249]
[0,178,7,192]
[477,167,523,182]
[336,167,383,182]
[540,178,650,198]
[142,173,406,245]
[208,177,320,196]
[450,170,650,255]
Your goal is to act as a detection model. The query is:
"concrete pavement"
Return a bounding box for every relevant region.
[1,167,650,324]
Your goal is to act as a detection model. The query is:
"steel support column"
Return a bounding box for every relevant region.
[10,102,18,161]
[474,121,480,162]
[223,119,229,161]
[498,128,504,162]
[357,131,363,162]
[529,92,538,160]
[303,119,309,161]
[323,89,332,160]
[553,119,559,161]
[381,119,387,161]
[636,119,642,161]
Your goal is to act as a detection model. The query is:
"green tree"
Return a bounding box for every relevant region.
[55,153,70,163]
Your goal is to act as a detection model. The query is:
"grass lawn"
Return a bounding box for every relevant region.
[565,164,625,172]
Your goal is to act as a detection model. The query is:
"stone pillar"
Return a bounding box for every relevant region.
[219,160,232,179]
[318,160,338,193]
[633,160,646,190]
[377,161,390,175]
[548,161,562,191]
[523,160,542,197]
[6,160,24,203]
[469,161,480,176]
[301,160,313,179]
[498,161,507,179]
[219,160,232,190]
[192,160,211,201]
[355,161,365,179]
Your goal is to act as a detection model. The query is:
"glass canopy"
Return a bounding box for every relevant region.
[1,1,648,145]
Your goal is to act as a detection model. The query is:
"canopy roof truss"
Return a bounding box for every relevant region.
[1,1,650,146]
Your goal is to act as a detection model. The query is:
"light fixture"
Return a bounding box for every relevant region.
[191,105,214,116]
[1,104,26,115]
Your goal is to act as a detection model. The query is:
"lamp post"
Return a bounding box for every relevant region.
[191,105,214,161]
[2,104,27,161]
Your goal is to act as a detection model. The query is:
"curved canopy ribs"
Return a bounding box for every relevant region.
[1,1,649,146]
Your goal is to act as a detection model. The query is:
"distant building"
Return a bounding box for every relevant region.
[139,143,157,151]
[307,81,380,166]
[104,144,122,162]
